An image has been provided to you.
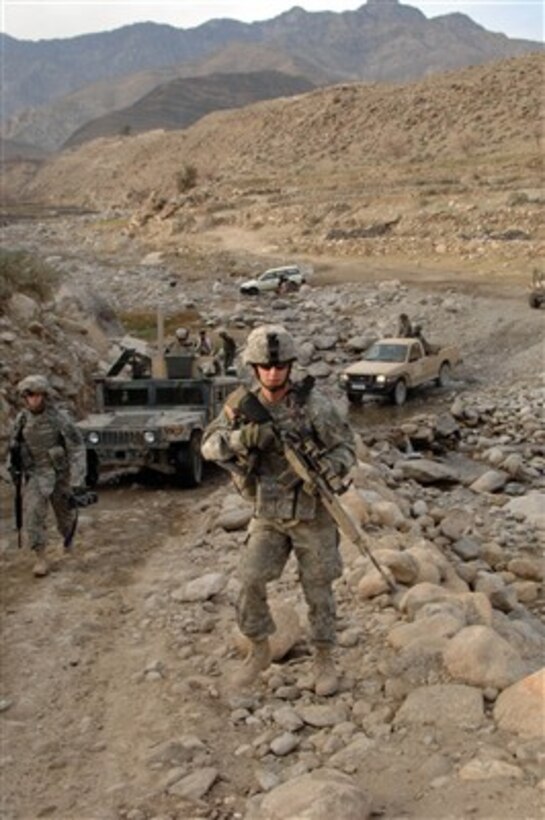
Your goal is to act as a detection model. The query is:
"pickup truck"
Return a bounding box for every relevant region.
[239,265,306,295]
[339,337,460,406]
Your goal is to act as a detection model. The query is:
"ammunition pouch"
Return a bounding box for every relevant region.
[48,445,67,473]
[221,458,257,500]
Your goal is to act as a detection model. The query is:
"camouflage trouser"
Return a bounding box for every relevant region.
[24,469,76,551]
[237,504,342,647]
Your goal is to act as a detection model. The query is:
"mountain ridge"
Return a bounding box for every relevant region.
[2,0,541,130]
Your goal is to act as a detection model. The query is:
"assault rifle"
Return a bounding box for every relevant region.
[9,435,24,549]
[236,391,397,595]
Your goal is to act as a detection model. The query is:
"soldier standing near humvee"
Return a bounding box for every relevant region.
[7,375,87,577]
[217,329,237,372]
[202,325,356,696]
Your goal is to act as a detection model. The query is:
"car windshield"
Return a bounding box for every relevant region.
[364,343,407,363]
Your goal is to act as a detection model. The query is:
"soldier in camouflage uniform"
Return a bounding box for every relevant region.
[8,375,86,577]
[217,329,237,373]
[397,313,413,338]
[202,325,355,695]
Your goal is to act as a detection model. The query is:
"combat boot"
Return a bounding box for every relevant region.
[32,550,49,578]
[232,638,272,689]
[313,646,338,696]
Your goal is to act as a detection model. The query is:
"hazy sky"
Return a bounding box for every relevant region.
[1,0,543,42]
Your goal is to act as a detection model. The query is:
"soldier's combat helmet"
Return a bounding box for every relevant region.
[242,324,297,366]
[17,374,51,396]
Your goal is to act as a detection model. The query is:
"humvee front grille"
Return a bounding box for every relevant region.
[100,430,144,446]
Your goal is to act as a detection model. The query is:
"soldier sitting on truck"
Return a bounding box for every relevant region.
[397,313,413,338]
[413,324,438,356]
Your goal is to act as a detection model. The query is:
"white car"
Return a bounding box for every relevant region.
[239,265,306,295]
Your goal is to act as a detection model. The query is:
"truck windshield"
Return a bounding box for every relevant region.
[364,344,407,363]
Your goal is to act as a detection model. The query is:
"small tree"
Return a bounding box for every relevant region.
[176,163,198,193]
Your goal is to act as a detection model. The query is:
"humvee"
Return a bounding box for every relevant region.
[78,347,239,487]
[528,269,545,309]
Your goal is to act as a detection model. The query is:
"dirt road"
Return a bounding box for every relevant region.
[0,225,544,819]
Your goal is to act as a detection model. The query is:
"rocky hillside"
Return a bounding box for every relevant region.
[63,71,315,149]
[4,54,543,276]
[2,0,541,144]
[2,44,327,153]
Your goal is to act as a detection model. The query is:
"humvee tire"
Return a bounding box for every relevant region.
[176,432,203,487]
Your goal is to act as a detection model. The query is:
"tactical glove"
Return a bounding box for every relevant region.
[237,421,277,452]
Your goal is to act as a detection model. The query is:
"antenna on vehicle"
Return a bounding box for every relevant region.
[152,305,167,378]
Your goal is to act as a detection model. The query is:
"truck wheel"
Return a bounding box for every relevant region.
[529,294,540,309]
[347,392,363,405]
[246,287,259,296]
[176,433,203,487]
[392,379,407,406]
[437,362,451,387]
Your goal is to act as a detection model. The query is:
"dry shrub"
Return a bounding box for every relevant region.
[176,163,198,193]
[0,248,61,309]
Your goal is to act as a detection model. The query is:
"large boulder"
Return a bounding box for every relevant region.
[244,768,371,820]
[494,668,545,738]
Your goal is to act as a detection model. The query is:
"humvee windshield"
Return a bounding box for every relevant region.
[104,385,149,407]
[103,382,207,408]
[155,385,206,405]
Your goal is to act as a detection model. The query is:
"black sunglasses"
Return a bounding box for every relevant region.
[257,362,290,371]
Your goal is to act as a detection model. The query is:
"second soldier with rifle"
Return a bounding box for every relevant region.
[202,324,356,696]
[7,374,90,577]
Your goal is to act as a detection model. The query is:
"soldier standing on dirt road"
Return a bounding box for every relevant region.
[202,324,356,695]
[7,375,87,577]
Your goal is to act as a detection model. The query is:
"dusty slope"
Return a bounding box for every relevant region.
[6,54,542,204]
[4,54,542,281]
